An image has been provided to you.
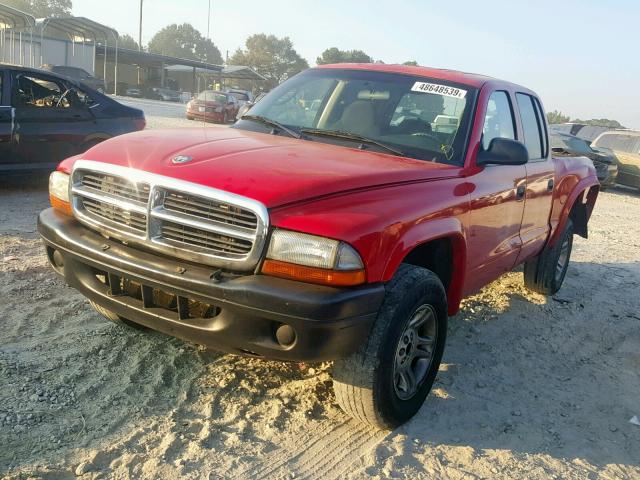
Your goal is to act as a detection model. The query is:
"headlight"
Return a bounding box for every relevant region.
[49,171,72,216]
[262,229,365,286]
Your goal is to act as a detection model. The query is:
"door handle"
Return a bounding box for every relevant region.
[516,185,526,199]
[547,179,554,191]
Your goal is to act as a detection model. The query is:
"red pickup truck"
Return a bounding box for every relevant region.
[38,64,599,429]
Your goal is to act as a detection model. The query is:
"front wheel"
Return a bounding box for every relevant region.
[332,264,447,429]
[523,218,574,295]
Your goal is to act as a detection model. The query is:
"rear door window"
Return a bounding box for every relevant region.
[516,93,544,160]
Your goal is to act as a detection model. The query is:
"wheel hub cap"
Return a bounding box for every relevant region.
[393,304,437,400]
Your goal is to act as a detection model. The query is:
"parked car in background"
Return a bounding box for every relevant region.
[549,123,614,144]
[41,64,104,92]
[124,86,143,98]
[225,88,253,107]
[0,65,145,173]
[186,90,239,123]
[550,132,618,188]
[591,130,640,189]
[236,91,266,120]
[145,87,181,102]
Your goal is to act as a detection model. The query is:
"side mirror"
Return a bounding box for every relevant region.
[477,137,528,166]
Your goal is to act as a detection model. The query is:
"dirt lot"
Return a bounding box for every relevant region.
[1,168,639,479]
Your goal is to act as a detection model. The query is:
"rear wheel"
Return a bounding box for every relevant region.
[89,300,148,331]
[524,218,574,295]
[332,264,447,429]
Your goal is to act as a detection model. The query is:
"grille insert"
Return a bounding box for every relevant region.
[163,190,258,230]
[160,220,253,256]
[82,197,147,232]
[81,173,150,204]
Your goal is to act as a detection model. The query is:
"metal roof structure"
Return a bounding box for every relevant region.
[165,64,264,81]
[38,16,119,92]
[0,4,36,66]
[98,46,223,71]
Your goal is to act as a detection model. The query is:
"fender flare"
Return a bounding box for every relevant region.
[381,217,467,315]
[548,176,599,247]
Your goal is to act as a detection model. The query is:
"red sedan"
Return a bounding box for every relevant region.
[186,90,239,123]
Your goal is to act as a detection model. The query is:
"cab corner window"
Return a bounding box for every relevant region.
[516,93,545,160]
[482,91,515,150]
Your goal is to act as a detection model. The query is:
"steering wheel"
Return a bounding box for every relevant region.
[56,88,73,108]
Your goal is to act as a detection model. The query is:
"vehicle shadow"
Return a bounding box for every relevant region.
[2,259,638,477]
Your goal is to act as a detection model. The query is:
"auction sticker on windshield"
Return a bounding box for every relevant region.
[411,82,467,99]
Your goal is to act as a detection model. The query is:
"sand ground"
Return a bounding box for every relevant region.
[1,131,639,479]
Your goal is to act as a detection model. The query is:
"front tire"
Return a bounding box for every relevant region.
[523,218,574,295]
[332,265,447,429]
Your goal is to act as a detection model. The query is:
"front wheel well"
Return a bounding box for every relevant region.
[401,238,453,292]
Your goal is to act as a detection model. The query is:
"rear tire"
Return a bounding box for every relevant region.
[332,264,447,429]
[89,300,148,330]
[523,218,574,295]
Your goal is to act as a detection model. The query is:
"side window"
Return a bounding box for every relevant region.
[482,91,515,150]
[14,74,71,109]
[532,97,548,157]
[516,93,543,160]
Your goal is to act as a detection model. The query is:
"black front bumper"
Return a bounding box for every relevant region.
[38,209,385,362]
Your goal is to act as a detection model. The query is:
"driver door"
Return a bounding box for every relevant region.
[11,70,93,169]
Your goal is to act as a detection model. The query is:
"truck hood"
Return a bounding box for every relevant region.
[79,128,461,208]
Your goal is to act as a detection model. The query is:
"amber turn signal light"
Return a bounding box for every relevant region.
[50,195,73,216]
[261,259,366,287]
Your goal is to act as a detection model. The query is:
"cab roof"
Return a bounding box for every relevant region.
[316,63,522,91]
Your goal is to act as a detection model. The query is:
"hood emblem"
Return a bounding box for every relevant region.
[171,155,193,164]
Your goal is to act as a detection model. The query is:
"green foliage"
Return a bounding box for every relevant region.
[571,118,625,129]
[148,24,223,64]
[316,47,373,65]
[230,34,309,89]
[3,0,71,17]
[403,60,419,66]
[118,34,139,51]
[546,110,570,125]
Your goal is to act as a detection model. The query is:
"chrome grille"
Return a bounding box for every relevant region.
[70,160,269,271]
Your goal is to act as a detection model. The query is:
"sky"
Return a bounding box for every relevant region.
[73,0,640,129]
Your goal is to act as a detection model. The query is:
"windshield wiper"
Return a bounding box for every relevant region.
[240,114,301,139]
[300,128,405,156]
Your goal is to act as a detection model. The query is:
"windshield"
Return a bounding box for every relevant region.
[229,92,249,101]
[197,91,227,103]
[235,69,477,164]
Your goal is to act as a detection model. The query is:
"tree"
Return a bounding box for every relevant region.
[571,118,625,129]
[3,0,71,17]
[148,24,223,64]
[546,110,570,125]
[230,34,309,89]
[403,60,419,66]
[118,34,139,51]
[316,47,373,65]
